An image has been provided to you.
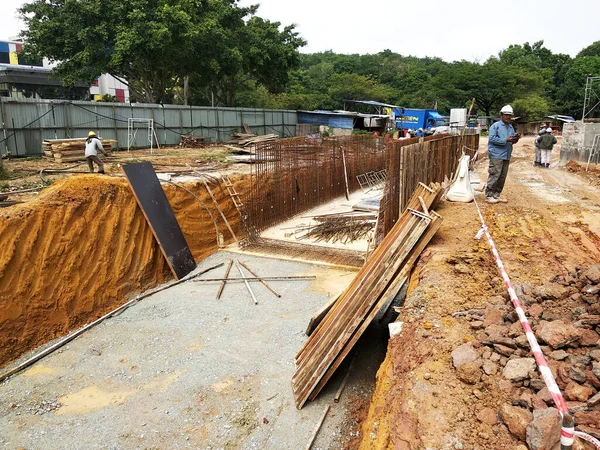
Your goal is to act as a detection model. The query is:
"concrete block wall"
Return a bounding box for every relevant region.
[560,121,600,164]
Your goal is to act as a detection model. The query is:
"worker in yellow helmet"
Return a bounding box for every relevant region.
[85,131,108,174]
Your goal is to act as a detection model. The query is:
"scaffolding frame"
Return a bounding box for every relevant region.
[587,134,600,172]
[127,118,155,152]
[582,76,600,120]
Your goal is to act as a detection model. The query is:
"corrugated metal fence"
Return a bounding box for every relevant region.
[0,97,297,156]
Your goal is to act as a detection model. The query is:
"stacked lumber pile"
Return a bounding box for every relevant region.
[229,132,279,147]
[43,138,115,163]
[180,135,211,148]
[292,182,444,408]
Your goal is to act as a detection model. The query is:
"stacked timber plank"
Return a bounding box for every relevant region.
[292,182,444,408]
[229,132,279,147]
[43,138,115,163]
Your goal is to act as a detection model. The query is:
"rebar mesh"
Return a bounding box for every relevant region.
[243,135,386,239]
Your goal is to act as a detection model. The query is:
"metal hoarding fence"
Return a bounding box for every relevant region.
[0,97,297,156]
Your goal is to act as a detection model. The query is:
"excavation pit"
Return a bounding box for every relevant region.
[0,251,389,450]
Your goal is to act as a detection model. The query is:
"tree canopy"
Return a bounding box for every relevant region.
[17,2,600,121]
[19,0,305,104]
[252,40,598,120]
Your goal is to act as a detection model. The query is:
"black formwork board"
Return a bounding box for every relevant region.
[123,161,196,279]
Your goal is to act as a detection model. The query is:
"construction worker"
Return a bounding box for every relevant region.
[415,128,424,137]
[85,131,108,174]
[485,105,520,203]
[535,127,557,168]
[534,127,545,166]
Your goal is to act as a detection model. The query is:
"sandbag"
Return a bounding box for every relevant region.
[446,155,474,203]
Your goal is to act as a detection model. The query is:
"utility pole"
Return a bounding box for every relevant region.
[183,75,189,106]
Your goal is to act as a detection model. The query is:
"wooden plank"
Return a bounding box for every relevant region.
[294,210,419,366]
[43,138,117,144]
[292,213,428,402]
[294,207,420,363]
[292,186,444,408]
[306,294,340,337]
[294,185,439,365]
[122,161,196,280]
[294,216,430,408]
[307,213,443,401]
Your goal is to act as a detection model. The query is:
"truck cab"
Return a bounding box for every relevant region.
[393,108,445,135]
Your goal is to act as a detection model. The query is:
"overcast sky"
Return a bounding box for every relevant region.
[2,0,598,62]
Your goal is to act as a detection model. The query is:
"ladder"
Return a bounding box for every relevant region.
[222,175,245,217]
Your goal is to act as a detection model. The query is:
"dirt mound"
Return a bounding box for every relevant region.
[0,174,246,369]
[357,198,599,449]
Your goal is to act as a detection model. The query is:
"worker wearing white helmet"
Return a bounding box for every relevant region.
[485,105,520,203]
[85,131,108,174]
[535,127,557,169]
[415,127,424,137]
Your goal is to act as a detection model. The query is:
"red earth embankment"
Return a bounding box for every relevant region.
[0,174,247,368]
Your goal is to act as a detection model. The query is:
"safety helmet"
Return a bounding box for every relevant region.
[546,127,553,133]
[500,105,513,115]
[88,131,97,137]
[538,129,546,135]
[418,128,423,131]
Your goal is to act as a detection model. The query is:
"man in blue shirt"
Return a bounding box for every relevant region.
[485,105,520,203]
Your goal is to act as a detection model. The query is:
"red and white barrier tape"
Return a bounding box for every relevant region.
[471,195,600,449]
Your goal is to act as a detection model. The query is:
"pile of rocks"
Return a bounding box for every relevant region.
[452,264,600,450]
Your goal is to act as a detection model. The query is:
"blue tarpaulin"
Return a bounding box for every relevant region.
[297,111,354,129]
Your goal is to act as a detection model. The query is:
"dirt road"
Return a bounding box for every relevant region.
[359,136,600,449]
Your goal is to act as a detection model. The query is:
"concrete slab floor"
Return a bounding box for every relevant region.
[260,189,383,253]
[0,251,388,450]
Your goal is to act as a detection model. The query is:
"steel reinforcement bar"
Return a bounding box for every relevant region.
[243,135,386,239]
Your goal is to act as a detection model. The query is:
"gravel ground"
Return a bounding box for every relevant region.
[0,251,387,450]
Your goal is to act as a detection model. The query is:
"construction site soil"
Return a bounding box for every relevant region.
[2,137,600,449]
[0,170,248,369]
[357,137,600,450]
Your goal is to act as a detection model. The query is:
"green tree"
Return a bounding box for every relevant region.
[19,0,304,105]
[189,16,305,106]
[578,41,600,58]
[556,56,600,118]
[512,95,551,121]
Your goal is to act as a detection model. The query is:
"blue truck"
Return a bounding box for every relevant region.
[393,108,445,131]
